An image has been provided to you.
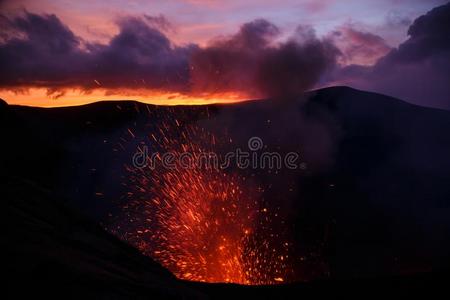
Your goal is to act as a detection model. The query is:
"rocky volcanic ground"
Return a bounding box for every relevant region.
[2,87,450,298]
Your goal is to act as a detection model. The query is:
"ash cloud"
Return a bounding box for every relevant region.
[191,21,340,98]
[333,2,450,109]
[0,13,339,99]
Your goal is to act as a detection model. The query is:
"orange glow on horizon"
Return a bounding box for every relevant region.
[0,88,251,107]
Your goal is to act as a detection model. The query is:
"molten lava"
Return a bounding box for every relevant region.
[113,113,291,285]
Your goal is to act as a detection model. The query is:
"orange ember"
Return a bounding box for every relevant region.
[112,114,291,285]
[147,169,261,283]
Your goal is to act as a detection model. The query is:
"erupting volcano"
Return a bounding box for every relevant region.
[110,114,292,285]
[4,0,450,297]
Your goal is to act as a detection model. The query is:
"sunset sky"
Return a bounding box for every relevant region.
[1,0,449,108]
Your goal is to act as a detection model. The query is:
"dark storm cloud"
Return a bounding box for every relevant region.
[381,2,450,64]
[0,13,339,98]
[86,16,196,91]
[191,21,340,98]
[0,12,84,88]
[334,2,450,109]
[0,12,195,94]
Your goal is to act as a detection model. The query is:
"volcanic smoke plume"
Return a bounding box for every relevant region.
[190,20,339,98]
[110,112,293,285]
[0,13,338,99]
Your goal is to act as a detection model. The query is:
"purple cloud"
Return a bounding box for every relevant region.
[331,26,392,65]
[0,14,339,99]
[333,2,450,109]
[190,20,339,98]
[1,2,449,107]
[0,12,196,95]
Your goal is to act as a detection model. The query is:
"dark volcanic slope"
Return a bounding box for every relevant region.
[1,86,450,295]
[2,176,204,299]
[302,87,450,277]
[2,177,447,299]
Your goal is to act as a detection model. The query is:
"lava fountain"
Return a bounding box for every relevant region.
[113,111,292,284]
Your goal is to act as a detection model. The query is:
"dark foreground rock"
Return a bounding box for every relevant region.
[2,176,449,299]
[2,86,450,297]
[2,177,205,299]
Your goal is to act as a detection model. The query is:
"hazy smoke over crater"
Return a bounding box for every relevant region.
[0,13,339,99]
[189,20,339,98]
